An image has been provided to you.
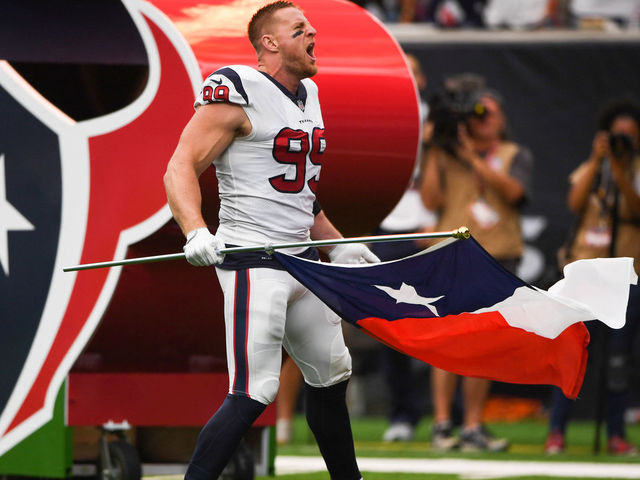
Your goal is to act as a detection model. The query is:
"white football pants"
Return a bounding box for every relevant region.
[215,267,353,405]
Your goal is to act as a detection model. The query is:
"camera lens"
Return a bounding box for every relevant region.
[609,133,634,157]
[471,103,487,119]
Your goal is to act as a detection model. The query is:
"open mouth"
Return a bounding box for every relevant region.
[306,42,316,60]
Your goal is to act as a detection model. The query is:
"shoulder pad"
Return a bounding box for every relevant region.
[194,67,250,109]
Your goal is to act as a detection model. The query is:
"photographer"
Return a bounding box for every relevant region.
[420,75,533,451]
[564,102,640,263]
[545,100,640,455]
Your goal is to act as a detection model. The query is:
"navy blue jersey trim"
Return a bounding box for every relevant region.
[232,270,250,396]
[313,200,322,216]
[259,71,307,109]
[218,245,320,270]
[212,67,249,104]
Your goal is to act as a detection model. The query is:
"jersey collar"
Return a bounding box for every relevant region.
[260,71,307,111]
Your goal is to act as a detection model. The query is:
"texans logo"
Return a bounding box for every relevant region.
[0,0,202,455]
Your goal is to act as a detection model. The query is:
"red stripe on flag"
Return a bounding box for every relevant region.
[357,311,589,399]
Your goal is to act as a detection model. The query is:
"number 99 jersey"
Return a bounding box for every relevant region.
[195,65,326,251]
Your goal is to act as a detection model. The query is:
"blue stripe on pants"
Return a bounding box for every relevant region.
[232,270,250,397]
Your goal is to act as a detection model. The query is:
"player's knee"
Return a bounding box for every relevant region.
[232,370,280,404]
[331,329,353,378]
[250,377,280,405]
[304,344,352,387]
[330,347,353,384]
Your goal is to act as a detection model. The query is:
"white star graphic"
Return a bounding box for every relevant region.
[0,153,35,275]
[374,282,444,316]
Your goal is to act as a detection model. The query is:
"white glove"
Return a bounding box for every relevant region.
[328,243,380,264]
[183,227,226,266]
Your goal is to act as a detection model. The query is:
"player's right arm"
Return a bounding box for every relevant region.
[164,102,250,266]
[164,102,250,236]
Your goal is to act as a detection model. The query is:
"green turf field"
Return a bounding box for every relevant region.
[279,414,640,460]
[257,415,640,479]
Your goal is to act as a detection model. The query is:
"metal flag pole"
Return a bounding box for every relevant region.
[63,226,470,272]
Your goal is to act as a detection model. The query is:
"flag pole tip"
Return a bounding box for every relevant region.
[453,226,470,239]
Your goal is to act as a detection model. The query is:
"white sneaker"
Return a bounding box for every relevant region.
[382,422,415,442]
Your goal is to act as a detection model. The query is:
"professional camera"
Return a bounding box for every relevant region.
[608,133,635,158]
[427,73,488,155]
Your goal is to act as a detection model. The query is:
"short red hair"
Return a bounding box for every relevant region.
[247,1,298,53]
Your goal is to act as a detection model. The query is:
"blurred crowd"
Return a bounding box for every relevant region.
[350,0,640,30]
[276,48,640,456]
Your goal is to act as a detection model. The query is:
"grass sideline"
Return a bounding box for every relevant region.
[279,415,640,461]
[255,415,640,479]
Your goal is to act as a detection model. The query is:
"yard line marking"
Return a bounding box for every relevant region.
[276,456,640,478]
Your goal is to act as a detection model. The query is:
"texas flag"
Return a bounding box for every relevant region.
[275,237,637,399]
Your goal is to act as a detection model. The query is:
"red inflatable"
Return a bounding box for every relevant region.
[70,0,419,426]
[73,0,418,389]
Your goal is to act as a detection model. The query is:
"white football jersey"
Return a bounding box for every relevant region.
[195,65,326,251]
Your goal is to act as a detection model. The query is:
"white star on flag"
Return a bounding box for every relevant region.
[0,153,35,275]
[374,282,444,316]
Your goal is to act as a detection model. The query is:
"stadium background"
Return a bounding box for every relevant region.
[2,0,640,475]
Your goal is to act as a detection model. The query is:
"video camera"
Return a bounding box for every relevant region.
[427,73,488,155]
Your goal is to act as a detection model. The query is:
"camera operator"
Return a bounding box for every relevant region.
[564,103,640,262]
[545,100,640,455]
[420,75,533,451]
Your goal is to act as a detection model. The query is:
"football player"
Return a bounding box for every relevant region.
[163,2,378,479]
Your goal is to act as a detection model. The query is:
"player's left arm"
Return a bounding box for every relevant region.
[310,210,380,264]
[309,210,343,255]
